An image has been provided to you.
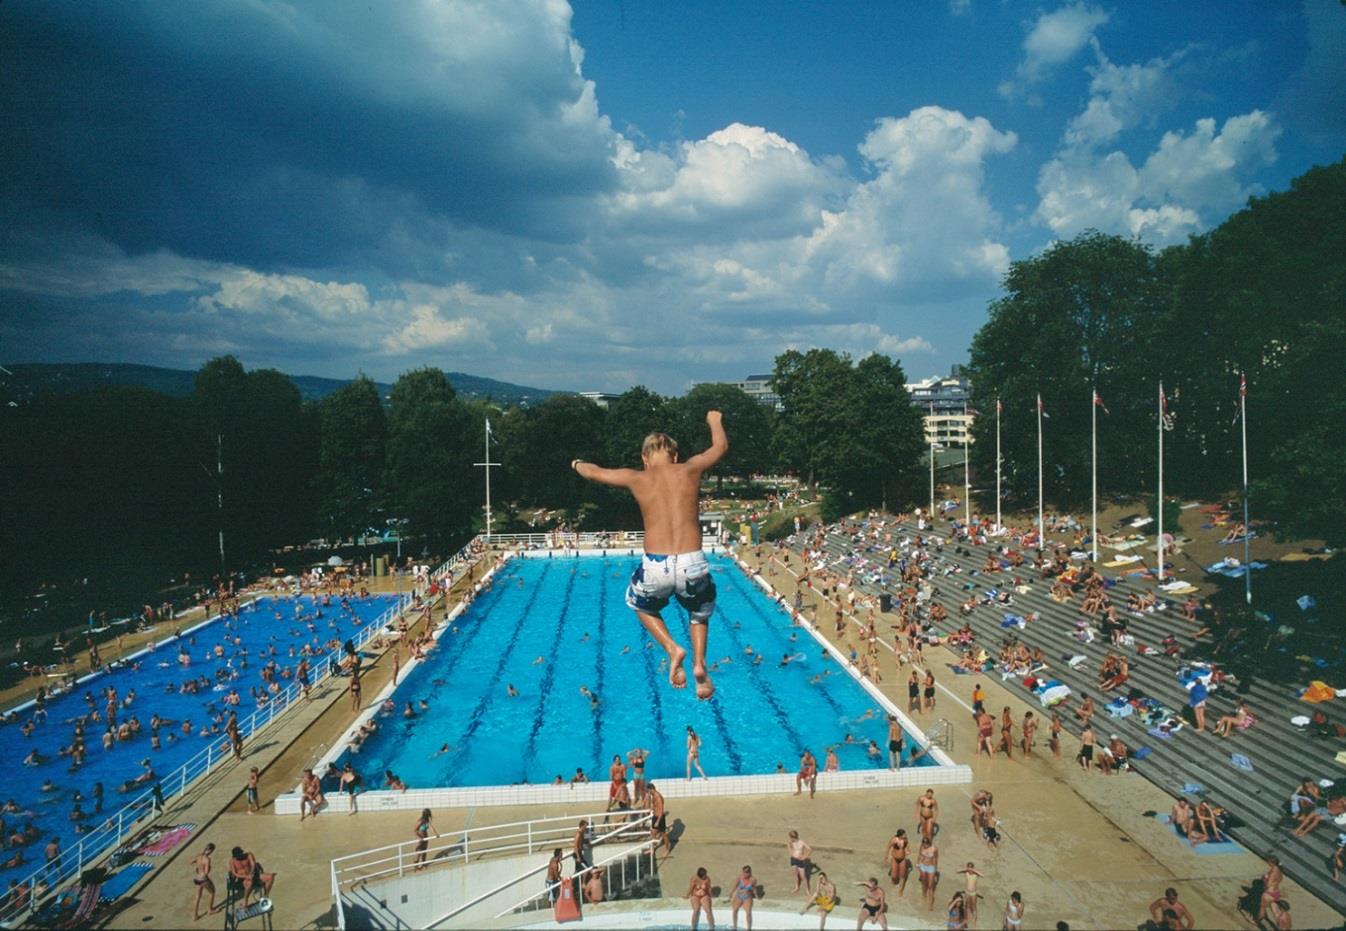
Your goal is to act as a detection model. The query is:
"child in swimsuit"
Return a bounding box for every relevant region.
[573,413,728,701]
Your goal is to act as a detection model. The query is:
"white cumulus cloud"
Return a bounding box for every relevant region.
[1000,3,1109,99]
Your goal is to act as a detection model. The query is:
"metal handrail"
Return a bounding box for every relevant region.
[330,810,649,891]
[489,836,658,920]
[330,810,651,930]
[426,816,653,927]
[0,590,415,924]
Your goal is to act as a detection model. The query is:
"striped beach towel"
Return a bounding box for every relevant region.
[139,823,195,856]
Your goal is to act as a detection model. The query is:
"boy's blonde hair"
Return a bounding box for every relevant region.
[641,432,678,460]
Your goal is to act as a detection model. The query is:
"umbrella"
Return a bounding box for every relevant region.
[327,556,344,567]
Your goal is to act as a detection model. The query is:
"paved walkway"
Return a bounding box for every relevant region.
[98,549,1341,930]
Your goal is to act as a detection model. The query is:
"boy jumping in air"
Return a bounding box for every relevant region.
[572,410,728,699]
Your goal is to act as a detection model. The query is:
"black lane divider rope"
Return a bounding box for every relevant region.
[522,565,578,774]
[632,563,670,757]
[368,570,514,773]
[710,576,806,761]
[447,563,555,780]
[724,568,848,720]
[705,681,744,775]
[591,566,607,766]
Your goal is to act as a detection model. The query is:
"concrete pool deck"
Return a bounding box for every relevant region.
[97,546,1343,930]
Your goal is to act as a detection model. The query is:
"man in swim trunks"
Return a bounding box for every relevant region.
[854,877,887,929]
[886,716,904,770]
[645,782,670,855]
[573,410,728,699]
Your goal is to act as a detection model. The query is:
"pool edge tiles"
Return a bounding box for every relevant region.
[275,549,970,815]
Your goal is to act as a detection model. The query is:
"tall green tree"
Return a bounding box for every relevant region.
[385,368,478,549]
[603,386,676,468]
[316,376,386,541]
[828,353,925,510]
[499,395,606,518]
[966,231,1166,506]
[771,349,853,485]
[679,383,774,483]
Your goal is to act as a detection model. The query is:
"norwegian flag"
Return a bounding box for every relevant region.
[995,398,1002,415]
[1093,390,1110,415]
[1232,373,1248,424]
[1036,394,1047,417]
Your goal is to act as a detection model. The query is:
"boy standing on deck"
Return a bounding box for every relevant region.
[572,410,728,700]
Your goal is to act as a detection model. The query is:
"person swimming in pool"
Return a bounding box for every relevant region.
[572,410,728,700]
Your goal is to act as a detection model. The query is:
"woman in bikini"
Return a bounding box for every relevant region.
[191,843,216,920]
[885,828,909,895]
[413,809,434,870]
[975,711,995,757]
[998,707,1014,759]
[916,790,939,843]
[685,867,714,931]
[1003,891,1025,930]
[946,891,967,930]
[922,671,936,713]
[917,835,940,913]
[730,864,756,931]
[1257,855,1284,924]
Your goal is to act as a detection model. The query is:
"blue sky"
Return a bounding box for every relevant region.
[1,0,1342,394]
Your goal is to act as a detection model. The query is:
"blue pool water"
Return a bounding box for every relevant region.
[339,553,931,788]
[0,592,396,886]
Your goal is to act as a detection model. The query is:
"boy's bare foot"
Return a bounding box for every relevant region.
[694,664,715,700]
[669,646,688,688]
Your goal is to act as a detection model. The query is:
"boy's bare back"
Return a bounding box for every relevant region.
[572,410,727,554]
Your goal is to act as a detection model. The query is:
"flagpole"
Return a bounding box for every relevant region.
[995,398,1002,533]
[474,418,501,544]
[1157,382,1165,583]
[963,401,971,529]
[1241,375,1251,605]
[928,402,935,523]
[1036,394,1044,552]
[1091,387,1098,563]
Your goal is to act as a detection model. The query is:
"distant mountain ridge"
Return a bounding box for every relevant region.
[0,362,560,407]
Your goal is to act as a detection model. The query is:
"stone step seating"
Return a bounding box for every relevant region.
[777,522,1344,913]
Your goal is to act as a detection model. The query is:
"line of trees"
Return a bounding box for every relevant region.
[0,349,929,607]
[966,157,1346,546]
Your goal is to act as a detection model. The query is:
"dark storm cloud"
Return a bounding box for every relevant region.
[0,0,616,275]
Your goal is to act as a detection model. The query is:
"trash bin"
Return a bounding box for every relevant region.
[879,592,892,612]
[373,556,387,577]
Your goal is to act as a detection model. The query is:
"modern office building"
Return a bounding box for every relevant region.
[577,391,621,409]
[689,374,783,411]
[907,366,974,447]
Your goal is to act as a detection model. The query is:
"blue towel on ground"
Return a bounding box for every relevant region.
[99,862,155,902]
[1182,782,1204,795]
[1133,746,1153,760]
[1230,753,1254,773]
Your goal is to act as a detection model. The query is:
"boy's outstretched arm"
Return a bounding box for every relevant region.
[683,410,728,472]
[571,459,639,488]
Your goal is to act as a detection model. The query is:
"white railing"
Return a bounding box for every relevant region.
[331,810,653,931]
[488,834,658,921]
[0,591,416,925]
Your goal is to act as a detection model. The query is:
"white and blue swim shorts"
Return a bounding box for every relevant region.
[625,551,717,624]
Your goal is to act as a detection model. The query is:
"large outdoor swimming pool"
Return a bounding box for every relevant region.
[0,592,397,887]
[338,553,932,789]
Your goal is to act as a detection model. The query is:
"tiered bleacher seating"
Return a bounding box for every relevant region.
[774,517,1345,912]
